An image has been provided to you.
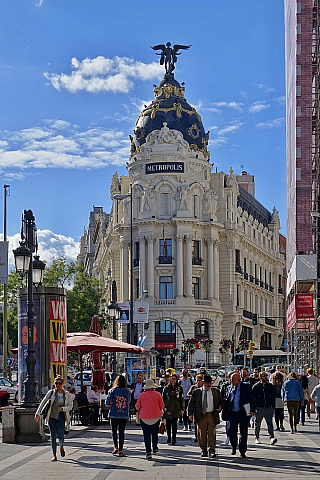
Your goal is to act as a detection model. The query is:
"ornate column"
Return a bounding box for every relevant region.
[139,235,146,293]
[176,235,184,297]
[214,240,220,300]
[207,237,214,300]
[185,235,192,297]
[147,236,154,298]
[120,237,129,301]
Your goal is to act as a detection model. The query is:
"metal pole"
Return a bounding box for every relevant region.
[111,280,118,382]
[3,185,9,378]
[22,209,39,406]
[130,183,134,345]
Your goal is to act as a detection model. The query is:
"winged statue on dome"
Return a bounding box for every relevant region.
[151,42,191,75]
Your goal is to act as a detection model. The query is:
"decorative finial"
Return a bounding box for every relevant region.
[150,42,191,75]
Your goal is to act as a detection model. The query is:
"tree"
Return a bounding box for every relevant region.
[0,271,25,347]
[67,266,105,333]
[43,256,77,288]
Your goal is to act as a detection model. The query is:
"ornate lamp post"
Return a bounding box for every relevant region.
[13,209,45,406]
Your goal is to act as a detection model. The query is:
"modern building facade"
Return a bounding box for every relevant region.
[89,71,286,367]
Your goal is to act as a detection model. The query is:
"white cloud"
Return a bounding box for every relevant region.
[44,56,163,94]
[249,101,270,114]
[274,96,286,105]
[209,121,244,149]
[218,123,244,136]
[0,121,130,170]
[257,84,275,93]
[6,229,79,271]
[208,137,228,148]
[255,118,285,129]
[211,101,244,111]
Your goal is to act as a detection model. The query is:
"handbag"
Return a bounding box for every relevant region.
[275,397,284,409]
[158,422,165,434]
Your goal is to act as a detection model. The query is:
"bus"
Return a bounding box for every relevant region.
[235,350,288,369]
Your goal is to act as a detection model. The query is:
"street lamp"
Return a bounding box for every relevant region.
[12,209,45,407]
[113,184,134,345]
[108,280,121,381]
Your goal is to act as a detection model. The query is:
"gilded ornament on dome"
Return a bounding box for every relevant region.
[188,123,200,139]
[153,83,185,99]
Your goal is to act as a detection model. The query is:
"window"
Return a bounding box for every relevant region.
[244,291,248,310]
[265,299,268,316]
[192,240,202,265]
[135,278,139,300]
[296,147,301,158]
[296,85,301,96]
[296,126,301,137]
[296,105,301,117]
[195,320,209,339]
[193,195,200,218]
[159,238,172,263]
[135,196,141,217]
[297,23,301,34]
[296,65,301,76]
[159,276,173,299]
[235,249,240,267]
[134,241,140,267]
[250,260,253,276]
[244,257,247,273]
[297,3,301,14]
[155,320,176,334]
[160,193,170,216]
[192,277,200,300]
[240,326,252,341]
[237,284,240,306]
[260,332,271,349]
[297,43,301,55]
[296,167,301,181]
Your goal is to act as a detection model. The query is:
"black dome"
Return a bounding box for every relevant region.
[131,73,209,157]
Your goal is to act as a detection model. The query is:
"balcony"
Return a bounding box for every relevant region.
[154,299,176,306]
[255,278,259,285]
[133,259,139,267]
[249,275,254,283]
[260,281,264,288]
[265,317,276,327]
[235,265,243,274]
[278,287,283,295]
[243,310,253,319]
[159,256,172,264]
[195,299,212,306]
[269,285,274,293]
[244,272,249,280]
[265,283,269,291]
[192,257,203,266]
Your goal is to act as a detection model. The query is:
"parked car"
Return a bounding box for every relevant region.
[0,378,18,402]
[207,370,224,388]
[73,371,92,392]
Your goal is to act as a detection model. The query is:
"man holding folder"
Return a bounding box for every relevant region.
[223,372,255,458]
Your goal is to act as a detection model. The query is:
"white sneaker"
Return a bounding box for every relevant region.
[182,426,188,431]
[224,437,230,445]
[255,438,261,444]
[270,437,278,445]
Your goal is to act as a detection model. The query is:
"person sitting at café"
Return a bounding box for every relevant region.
[75,386,93,425]
[87,385,100,424]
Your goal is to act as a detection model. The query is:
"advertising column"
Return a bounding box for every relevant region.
[50,298,67,384]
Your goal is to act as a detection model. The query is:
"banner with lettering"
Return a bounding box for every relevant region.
[50,298,67,384]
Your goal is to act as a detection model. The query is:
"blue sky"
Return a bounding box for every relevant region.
[0,0,286,264]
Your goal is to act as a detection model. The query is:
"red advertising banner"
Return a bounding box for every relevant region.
[155,342,176,349]
[50,298,67,384]
[286,294,314,332]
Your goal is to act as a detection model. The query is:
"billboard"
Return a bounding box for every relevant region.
[133,301,149,324]
[50,298,67,384]
[117,302,130,323]
[286,293,315,332]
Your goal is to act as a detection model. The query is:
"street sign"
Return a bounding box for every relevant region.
[117,302,130,323]
[133,301,149,323]
[7,358,14,366]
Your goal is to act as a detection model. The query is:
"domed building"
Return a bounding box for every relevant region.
[89,67,286,370]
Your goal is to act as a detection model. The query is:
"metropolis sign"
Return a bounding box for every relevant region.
[145,162,184,174]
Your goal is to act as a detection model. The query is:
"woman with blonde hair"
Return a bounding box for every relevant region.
[35,376,73,461]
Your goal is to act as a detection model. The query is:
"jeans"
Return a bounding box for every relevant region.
[255,407,275,439]
[300,399,308,425]
[317,406,320,430]
[48,412,65,455]
[111,418,127,451]
[275,408,284,428]
[287,400,300,430]
[183,399,191,426]
[140,419,160,453]
[166,418,178,442]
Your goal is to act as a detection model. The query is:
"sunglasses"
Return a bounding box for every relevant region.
[55,382,63,385]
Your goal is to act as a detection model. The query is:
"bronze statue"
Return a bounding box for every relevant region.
[151,42,191,75]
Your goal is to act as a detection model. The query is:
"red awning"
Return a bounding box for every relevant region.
[67,332,144,355]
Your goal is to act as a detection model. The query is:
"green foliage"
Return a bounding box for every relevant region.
[0,271,25,347]
[67,266,106,332]
[43,256,77,288]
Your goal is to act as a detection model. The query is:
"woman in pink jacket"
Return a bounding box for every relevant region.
[136,379,165,460]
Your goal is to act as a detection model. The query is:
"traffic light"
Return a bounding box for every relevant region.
[247,350,253,358]
[252,313,258,326]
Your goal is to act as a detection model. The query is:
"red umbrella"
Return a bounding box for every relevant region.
[89,317,104,387]
[67,332,144,388]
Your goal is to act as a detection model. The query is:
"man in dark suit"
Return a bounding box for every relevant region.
[223,372,255,458]
[188,374,223,458]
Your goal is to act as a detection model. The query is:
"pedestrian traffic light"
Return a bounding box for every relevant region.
[250,342,256,350]
[252,313,258,326]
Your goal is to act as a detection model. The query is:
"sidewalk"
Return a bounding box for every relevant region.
[1,415,320,479]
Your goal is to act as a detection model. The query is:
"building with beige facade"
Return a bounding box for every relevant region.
[90,72,286,367]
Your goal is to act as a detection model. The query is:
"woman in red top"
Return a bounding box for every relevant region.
[136,379,164,460]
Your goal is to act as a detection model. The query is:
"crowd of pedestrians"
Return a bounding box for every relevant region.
[35,365,320,462]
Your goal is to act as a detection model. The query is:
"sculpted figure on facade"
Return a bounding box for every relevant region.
[177,185,190,210]
[110,171,119,197]
[226,166,234,187]
[141,184,154,211]
[202,188,218,218]
[122,196,131,219]
[144,122,189,150]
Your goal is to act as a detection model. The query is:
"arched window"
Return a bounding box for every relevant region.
[160,193,171,216]
[195,320,209,340]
